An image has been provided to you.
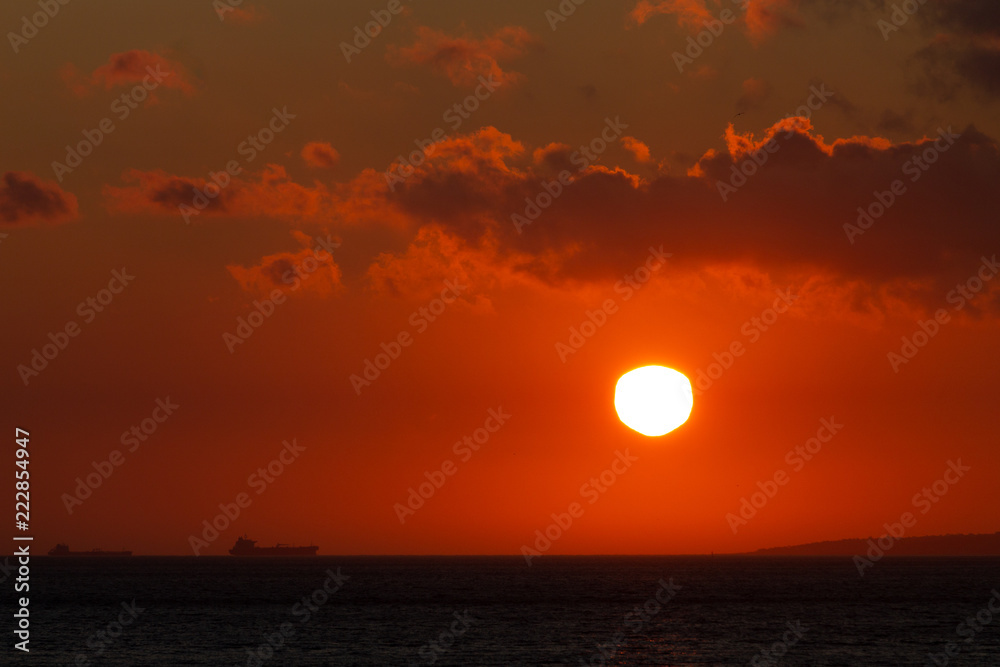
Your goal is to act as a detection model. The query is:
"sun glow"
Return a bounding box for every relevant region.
[614,366,693,437]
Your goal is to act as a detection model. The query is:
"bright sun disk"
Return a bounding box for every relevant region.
[614,365,693,437]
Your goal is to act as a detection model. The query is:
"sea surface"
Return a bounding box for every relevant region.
[14,556,1000,665]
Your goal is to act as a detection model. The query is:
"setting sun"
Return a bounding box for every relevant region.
[614,365,694,437]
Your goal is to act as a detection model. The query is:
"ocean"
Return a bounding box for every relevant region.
[16,556,1000,665]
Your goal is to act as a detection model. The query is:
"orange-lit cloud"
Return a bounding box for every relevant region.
[301,142,341,169]
[64,50,195,97]
[628,0,800,42]
[386,26,536,87]
[103,165,332,222]
[101,118,1000,320]
[0,171,79,227]
[366,225,525,311]
[227,231,344,297]
[628,0,714,30]
[622,136,654,163]
[744,0,801,43]
[377,121,1000,317]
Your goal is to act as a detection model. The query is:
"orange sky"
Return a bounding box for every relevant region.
[2,0,998,555]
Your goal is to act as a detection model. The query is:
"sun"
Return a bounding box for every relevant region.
[614,366,693,437]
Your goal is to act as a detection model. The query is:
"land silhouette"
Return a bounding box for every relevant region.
[747,531,1000,556]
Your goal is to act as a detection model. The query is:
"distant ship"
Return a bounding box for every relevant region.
[48,544,132,556]
[228,535,319,556]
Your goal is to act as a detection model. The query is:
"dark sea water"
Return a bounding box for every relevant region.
[13,556,1000,665]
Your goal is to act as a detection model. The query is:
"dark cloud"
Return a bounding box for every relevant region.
[386,26,538,87]
[104,166,331,222]
[911,38,1000,101]
[926,0,1000,38]
[147,177,230,214]
[383,121,1000,312]
[0,172,79,227]
[909,1,1000,99]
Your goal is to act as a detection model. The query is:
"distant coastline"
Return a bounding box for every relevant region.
[745,531,1000,556]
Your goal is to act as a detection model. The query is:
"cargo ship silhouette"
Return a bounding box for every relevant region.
[228,535,319,556]
[48,544,132,556]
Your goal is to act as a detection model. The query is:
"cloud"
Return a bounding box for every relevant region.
[0,172,79,227]
[926,0,1000,38]
[301,142,341,169]
[227,231,344,297]
[628,0,801,42]
[366,225,524,311]
[100,119,1000,319]
[840,0,1000,99]
[104,161,414,228]
[912,34,1000,100]
[736,77,772,108]
[64,50,195,97]
[628,0,713,29]
[103,165,332,223]
[622,137,654,164]
[374,120,1000,317]
[743,0,802,43]
[386,26,537,87]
